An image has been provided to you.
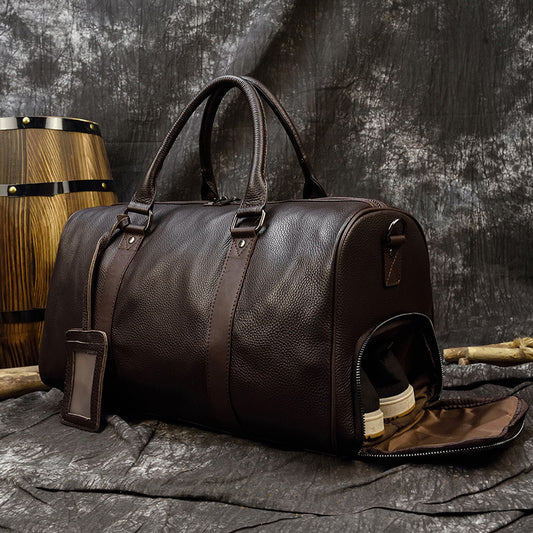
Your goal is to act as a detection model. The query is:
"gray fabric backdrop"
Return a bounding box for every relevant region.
[1,1,531,345]
[1,3,533,532]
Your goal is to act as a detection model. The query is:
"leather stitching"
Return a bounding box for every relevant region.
[232,238,249,257]
[66,346,75,415]
[205,244,232,410]
[62,331,108,431]
[99,236,141,333]
[206,235,256,426]
[386,248,401,285]
[224,239,255,422]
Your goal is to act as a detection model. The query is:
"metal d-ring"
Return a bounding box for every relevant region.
[385,217,406,246]
[121,207,153,233]
[230,209,266,235]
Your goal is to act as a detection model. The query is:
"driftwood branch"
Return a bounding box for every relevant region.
[0,365,49,400]
[444,337,533,366]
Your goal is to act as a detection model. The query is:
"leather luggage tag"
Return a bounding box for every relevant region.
[61,329,108,432]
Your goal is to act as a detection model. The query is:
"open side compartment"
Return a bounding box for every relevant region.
[355,313,528,459]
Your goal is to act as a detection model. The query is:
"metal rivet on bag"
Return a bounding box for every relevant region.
[128,236,135,244]
[238,239,246,248]
[8,185,17,195]
[22,116,30,125]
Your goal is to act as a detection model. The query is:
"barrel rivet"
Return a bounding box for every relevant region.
[8,185,17,194]
[128,236,135,244]
[22,116,30,125]
[90,123,95,131]
[238,239,246,248]
[101,182,107,190]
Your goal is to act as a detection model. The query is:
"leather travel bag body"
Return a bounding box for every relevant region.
[39,75,527,459]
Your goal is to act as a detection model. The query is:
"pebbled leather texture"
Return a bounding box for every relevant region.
[38,76,529,459]
[38,78,436,455]
[332,211,433,455]
[39,198,433,454]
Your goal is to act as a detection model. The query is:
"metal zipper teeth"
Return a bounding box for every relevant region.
[354,313,443,457]
[366,199,387,208]
[359,419,526,459]
[158,198,386,207]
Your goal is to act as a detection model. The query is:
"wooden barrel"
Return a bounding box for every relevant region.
[0,116,118,368]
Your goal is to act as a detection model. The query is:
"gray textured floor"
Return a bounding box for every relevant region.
[1,363,531,532]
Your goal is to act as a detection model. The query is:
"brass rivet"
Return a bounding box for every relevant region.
[22,116,30,125]
[128,236,135,244]
[238,239,246,248]
[8,185,17,194]
[90,123,95,131]
[101,182,107,190]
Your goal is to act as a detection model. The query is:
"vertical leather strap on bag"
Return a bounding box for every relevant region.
[206,227,261,429]
[61,75,269,432]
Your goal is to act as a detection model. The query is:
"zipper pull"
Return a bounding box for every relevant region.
[204,196,240,206]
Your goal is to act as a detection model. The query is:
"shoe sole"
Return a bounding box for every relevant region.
[363,408,385,439]
[379,384,415,420]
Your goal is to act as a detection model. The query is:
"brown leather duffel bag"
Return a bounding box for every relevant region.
[39,75,527,459]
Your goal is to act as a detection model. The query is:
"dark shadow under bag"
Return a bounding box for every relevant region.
[39,75,528,460]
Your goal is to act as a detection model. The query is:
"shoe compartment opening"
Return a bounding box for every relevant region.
[358,313,528,457]
[359,314,441,448]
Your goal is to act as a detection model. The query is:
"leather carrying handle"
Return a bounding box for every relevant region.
[129,75,268,220]
[200,76,327,202]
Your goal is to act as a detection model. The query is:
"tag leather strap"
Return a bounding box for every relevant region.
[61,224,144,431]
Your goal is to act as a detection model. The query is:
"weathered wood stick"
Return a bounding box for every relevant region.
[444,337,533,366]
[0,365,49,400]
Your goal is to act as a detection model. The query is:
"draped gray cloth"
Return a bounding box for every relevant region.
[1,1,532,530]
[1,364,532,531]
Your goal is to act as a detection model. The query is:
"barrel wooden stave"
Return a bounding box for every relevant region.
[0,119,117,368]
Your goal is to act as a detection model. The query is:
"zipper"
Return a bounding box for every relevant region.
[203,195,240,206]
[365,199,387,208]
[200,197,386,208]
[358,419,526,459]
[303,197,386,208]
[117,198,387,208]
[354,313,443,457]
